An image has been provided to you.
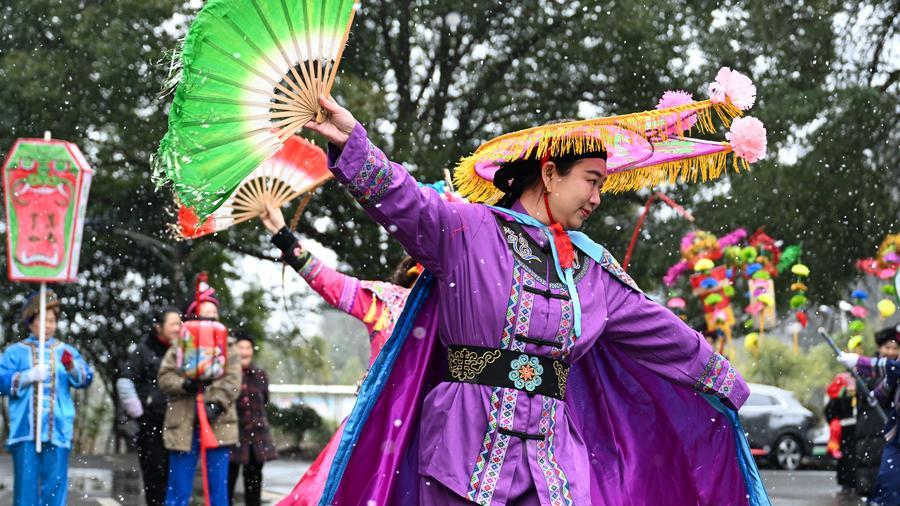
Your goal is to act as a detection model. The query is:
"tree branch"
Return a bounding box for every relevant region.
[879,69,900,92]
[867,1,900,87]
[456,30,547,142]
[208,235,278,263]
[413,20,445,107]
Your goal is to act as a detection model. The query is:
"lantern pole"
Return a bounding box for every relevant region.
[34,130,53,453]
[35,283,47,453]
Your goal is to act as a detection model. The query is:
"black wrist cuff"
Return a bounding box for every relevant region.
[271,226,296,252]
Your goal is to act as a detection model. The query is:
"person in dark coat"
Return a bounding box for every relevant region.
[824,371,857,490]
[854,326,899,496]
[228,331,277,506]
[116,307,182,506]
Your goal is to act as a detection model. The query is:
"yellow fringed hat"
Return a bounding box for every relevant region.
[453,67,768,204]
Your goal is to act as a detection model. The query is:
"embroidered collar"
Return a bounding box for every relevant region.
[497,217,588,287]
[489,205,642,337]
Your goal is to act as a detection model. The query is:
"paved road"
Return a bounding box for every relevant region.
[0,454,874,505]
[761,469,867,506]
[0,454,309,505]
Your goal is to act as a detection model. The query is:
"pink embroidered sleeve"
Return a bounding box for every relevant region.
[299,254,383,331]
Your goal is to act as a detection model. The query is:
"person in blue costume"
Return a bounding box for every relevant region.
[0,290,94,506]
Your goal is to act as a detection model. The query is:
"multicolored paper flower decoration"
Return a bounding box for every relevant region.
[857,233,900,320]
[789,262,811,328]
[847,290,869,337]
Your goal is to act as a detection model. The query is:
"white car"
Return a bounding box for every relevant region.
[738,383,819,470]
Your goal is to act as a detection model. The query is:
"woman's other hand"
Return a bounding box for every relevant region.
[261,203,287,234]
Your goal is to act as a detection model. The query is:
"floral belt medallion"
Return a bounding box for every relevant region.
[509,354,544,392]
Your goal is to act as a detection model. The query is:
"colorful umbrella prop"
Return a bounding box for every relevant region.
[454,67,767,204]
[175,136,330,239]
[154,0,357,220]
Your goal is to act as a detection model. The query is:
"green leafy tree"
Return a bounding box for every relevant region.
[3,1,898,429]
[626,0,900,300]
[0,0,270,422]
[302,0,721,281]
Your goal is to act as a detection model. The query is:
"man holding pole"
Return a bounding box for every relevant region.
[0,290,94,506]
[1,135,96,505]
[837,342,900,505]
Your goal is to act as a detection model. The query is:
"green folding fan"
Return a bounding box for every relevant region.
[154,0,357,219]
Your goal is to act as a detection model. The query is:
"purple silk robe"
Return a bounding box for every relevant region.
[320,123,766,506]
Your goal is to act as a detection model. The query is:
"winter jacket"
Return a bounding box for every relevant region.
[0,336,93,449]
[120,334,170,420]
[231,363,278,464]
[157,342,241,452]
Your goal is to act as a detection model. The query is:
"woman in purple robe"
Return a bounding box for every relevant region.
[299,96,769,506]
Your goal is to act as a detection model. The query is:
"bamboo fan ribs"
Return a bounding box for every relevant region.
[175,135,330,239]
[154,0,357,220]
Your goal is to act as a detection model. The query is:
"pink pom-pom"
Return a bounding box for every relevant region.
[656,90,698,132]
[727,116,767,163]
[664,261,690,286]
[657,90,694,109]
[708,67,757,110]
[667,297,687,309]
[851,306,869,319]
[718,228,748,248]
[680,231,698,252]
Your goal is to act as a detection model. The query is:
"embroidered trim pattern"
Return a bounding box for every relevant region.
[537,397,574,506]
[466,386,518,505]
[500,266,524,349]
[468,264,529,503]
[298,256,322,281]
[467,386,498,500]
[510,268,536,353]
[448,348,503,382]
[348,140,393,206]
[552,298,574,360]
[693,352,736,398]
[476,387,518,504]
[554,361,569,400]
[467,387,502,502]
[338,277,360,314]
[597,248,641,292]
[503,226,540,262]
[497,217,600,293]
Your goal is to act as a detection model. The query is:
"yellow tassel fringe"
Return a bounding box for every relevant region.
[453,99,745,204]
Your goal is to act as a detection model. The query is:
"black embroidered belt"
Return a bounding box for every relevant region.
[444,345,569,400]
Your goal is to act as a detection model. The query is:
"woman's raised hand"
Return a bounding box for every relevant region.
[260,203,287,234]
[304,95,357,149]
